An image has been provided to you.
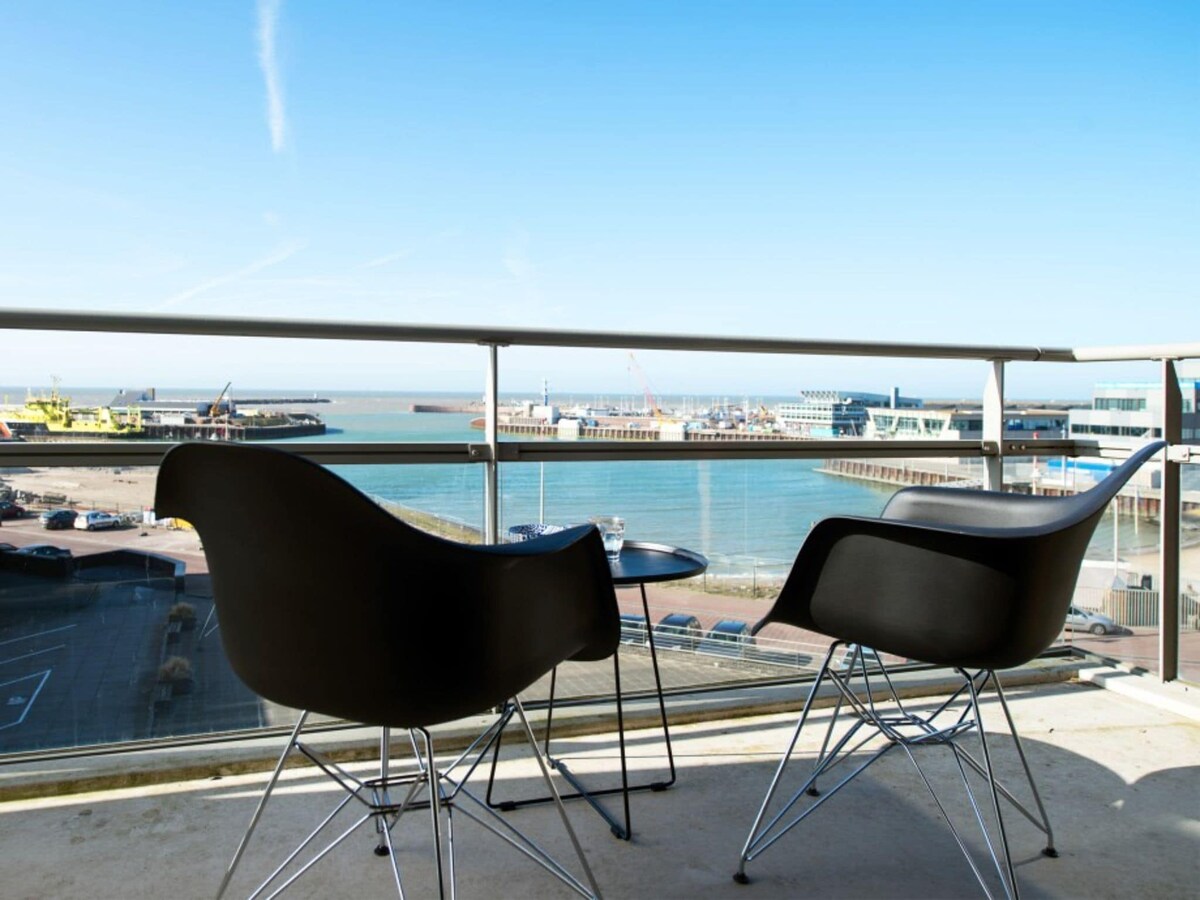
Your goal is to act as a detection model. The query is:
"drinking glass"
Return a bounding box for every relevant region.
[589,515,625,561]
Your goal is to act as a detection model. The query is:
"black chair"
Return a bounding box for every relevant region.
[155,443,619,899]
[735,440,1165,898]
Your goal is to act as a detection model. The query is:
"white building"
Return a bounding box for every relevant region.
[776,388,921,437]
[865,407,1069,440]
[1068,379,1198,446]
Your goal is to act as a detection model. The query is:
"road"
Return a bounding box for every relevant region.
[4,514,1194,681]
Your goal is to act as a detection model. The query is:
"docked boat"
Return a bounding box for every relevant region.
[1,382,326,442]
[1,383,144,439]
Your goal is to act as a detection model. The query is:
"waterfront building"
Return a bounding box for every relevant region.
[775,388,921,437]
[1068,378,1199,446]
[865,406,1070,440]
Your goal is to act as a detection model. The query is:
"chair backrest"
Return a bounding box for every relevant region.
[764,440,1166,668]
[155,442,619,728]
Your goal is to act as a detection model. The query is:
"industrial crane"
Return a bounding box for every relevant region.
[626,352,663,418]
[208,382,232,418]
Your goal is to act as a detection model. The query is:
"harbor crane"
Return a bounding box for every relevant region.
[208,382,232,418]
[626,351,663,418]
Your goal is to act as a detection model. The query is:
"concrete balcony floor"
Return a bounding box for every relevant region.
[1,674,1197,899]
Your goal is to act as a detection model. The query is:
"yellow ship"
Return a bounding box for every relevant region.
[1,380,144,438]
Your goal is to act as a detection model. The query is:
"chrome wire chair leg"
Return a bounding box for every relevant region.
[898,722,1000,898]
[417,728,448,899]
[513,695,603,899]
[375,726,393,856]
[938,675,1057,880]
[258,809,376,900]
[253,735,425,898]
[446,787,458,900]
[966,675,1019,899]
[219,704,601,899]
[891,669,1052,900]
[217,711,310,900]
[804,641,858,797]
[991,678,1056,857]
[378,804,406,899]
[735,645,841,884]
[736,657,1057,898]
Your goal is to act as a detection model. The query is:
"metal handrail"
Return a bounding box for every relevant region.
[0,437,1109,468]
[2,306,1197,362]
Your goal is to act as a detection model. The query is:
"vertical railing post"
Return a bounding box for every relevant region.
[983,360,1005,491]
[1159,360,1182,682]
[484,343,500,544]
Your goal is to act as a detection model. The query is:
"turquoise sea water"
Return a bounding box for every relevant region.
[313,409,893,565]
[304,401,1160,570]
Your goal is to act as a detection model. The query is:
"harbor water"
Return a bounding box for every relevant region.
[308,398,1164,575]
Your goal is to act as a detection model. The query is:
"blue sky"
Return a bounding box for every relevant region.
[0,2,1195,397]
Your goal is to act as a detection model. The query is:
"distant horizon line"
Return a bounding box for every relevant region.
[0,383,1099,404]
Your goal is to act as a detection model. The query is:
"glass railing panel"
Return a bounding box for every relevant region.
[498,457,896,698]
[1036,450,1173,671]
[1179,459,1199,684]
[328,461,485,543]
[0,460,484,756]
[0,464,192,755]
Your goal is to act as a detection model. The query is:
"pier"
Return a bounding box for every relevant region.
[138,417,326,441]
[410,402,486,413]
[819,457,1199,519]
[234,396,330,405]
[475,418,798,442]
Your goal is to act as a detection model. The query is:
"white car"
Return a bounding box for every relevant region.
[1065,605,1117,636]
[74,510,122,531]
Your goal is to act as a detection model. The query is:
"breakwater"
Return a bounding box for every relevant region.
[236,397,331,405]
[411,402,485,413]
[819,457,1198,519]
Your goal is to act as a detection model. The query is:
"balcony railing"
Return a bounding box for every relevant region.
[0,307,1195,762]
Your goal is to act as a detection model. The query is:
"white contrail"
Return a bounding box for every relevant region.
[257,0,286,152]
[361,250,413,270]
[156,241,306,311]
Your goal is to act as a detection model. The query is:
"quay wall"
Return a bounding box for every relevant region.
[138,421,327,441]
[819,458,1198,519]
[410,403,485,413]
[480,419,795,442]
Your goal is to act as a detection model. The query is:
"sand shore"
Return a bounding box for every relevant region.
[1,466,158,514]
[1124,544,1200,587]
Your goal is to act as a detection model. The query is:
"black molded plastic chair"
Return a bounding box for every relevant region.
[735,441,1165,898]
[155,443,619,899]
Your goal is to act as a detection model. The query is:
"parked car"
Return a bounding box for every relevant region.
[14,544,73,558]
[698,619,755,659]
[39,509,78,530]
[74,510,122,531]
[0,500,26,520]
[653,613,702,651]
[1065,605,1117,636]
